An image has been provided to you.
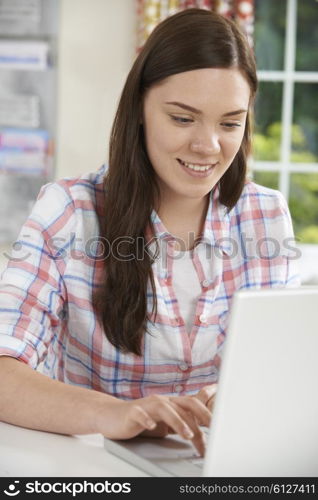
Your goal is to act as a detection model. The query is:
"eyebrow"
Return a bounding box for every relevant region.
[165,101,247,117]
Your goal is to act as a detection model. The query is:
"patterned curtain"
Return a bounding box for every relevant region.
[136,0,254,51]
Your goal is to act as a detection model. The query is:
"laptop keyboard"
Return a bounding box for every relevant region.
[188,456,205,468]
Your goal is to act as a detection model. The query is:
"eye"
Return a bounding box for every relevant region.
[221,122,241,129]
[169,115,194,124]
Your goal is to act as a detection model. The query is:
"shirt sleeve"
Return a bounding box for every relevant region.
[0,181,75,369]
[238,184,302,288]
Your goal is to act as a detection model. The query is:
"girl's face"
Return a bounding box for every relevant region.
[142,68,251,204]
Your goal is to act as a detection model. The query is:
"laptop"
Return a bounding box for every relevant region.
[104,286,318,477]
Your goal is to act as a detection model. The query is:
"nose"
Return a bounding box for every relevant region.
[190,127,221,155]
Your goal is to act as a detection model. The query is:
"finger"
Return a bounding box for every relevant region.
[172,396,211,427]
[153,402,196,441]
[206,393,216,412]
[194,384,218,407]
[126,404,157,436]
[192,427,206,457]
[170,402,206,457]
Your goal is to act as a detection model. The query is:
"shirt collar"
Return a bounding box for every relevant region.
[149,187,232,255]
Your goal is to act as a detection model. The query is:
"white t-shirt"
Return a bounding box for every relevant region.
[172,247,205,334]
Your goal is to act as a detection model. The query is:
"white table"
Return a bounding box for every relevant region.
[0,421,148,477]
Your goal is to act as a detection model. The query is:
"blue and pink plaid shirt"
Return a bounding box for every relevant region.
[0,165,300,398]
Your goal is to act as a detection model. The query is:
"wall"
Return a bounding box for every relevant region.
[0,0,136,273]
[56,0,136,178]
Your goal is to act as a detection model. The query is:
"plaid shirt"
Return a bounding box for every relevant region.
[0,165,300,398]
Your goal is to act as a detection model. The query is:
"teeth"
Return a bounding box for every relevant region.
[179,159,214,172]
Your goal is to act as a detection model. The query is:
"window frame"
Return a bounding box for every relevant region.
[252,0,318,199]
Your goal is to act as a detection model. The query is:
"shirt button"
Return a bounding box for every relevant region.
[174,384,184,392]
[199,314,207,324]
[179,363,188,371]
[202,279,211,288]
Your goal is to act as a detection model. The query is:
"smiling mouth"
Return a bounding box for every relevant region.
[177,158,217,172]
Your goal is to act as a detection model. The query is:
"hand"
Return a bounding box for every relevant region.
[192,384,218,412]
[142,384,218,440]
[97,394,211,456]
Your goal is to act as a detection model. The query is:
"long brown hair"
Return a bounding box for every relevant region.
[93,8,258,355]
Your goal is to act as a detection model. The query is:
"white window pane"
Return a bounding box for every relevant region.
[296,0,318,71]
[289,173,318,244]
[292,83,318,163]
[254,0,287,70]
[254,82,283,161]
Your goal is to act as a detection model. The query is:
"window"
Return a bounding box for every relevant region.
[253,0,318,283]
